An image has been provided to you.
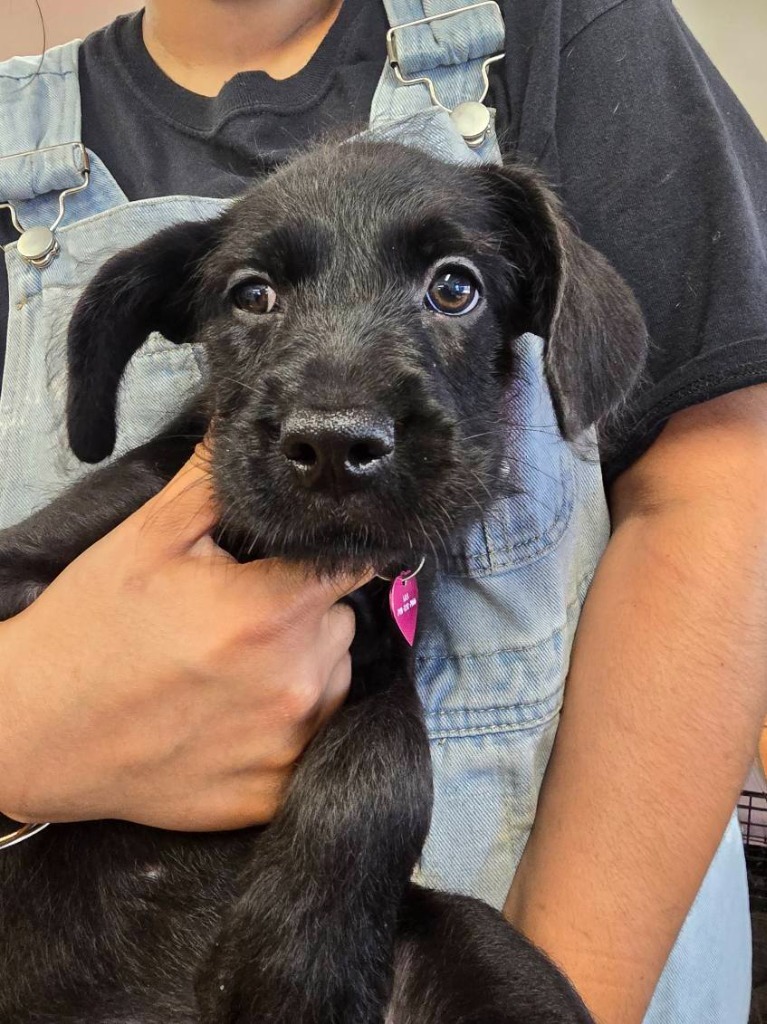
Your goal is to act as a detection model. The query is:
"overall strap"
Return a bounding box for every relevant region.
[371,0,505,164]
[0,41,93,268]
[0,41,86,200]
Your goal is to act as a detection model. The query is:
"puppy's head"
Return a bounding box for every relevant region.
[67,142,646,573]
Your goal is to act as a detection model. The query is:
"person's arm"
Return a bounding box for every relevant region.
[504,383,767,1022]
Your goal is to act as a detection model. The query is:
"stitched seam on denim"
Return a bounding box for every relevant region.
[418,569,600,735]
[484,468,574,566]
[130,344,197,361]
[442,446,576,575]
[55,193,226,225]
[424,699,559,731]
[189,342,207,378]
[426,705,561,740]
[442,502,571,574]
[428,696,557,716]
[3,196,226,258]
[416,564,594,663]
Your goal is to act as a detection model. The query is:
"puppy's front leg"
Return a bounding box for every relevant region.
[0,411,204,620]
[196,592,432,1024]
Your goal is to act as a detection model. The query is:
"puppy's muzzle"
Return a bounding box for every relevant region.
[279,409,395,494]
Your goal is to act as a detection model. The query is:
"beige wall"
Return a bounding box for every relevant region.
[676,0,767,136]
[1,0,136,58]
[0,1,765,135]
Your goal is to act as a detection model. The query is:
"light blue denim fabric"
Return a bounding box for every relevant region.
[0,54,225,527]
[0,4,750,1020]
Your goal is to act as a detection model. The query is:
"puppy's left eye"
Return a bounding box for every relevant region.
[232,279,279,314]
[425,269,481,316]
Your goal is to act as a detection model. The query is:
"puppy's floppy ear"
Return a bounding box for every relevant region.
[67,218,220,464]
[479,164,648,438]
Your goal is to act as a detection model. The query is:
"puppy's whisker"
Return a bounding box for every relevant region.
[219,375,264,397]
[502,421,562,435]
[465,468,494,504]
[505,456,564,492]
[245,531,261,559]
[414,510,441,569]
[460,432,495,443]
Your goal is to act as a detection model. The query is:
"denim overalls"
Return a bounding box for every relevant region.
[0,2,751,1019]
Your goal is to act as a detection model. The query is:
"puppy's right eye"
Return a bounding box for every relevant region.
[232,279,279,314]
[425,267,481,316]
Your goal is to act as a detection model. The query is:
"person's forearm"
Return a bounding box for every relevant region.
[504,390,767,1023]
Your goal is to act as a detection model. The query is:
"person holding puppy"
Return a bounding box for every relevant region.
[0,1,766,1022]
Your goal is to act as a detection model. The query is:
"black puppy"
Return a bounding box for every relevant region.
[0,141,646,1024]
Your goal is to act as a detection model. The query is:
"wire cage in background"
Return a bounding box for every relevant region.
[740,789,767,913]
[740,765,767,1021]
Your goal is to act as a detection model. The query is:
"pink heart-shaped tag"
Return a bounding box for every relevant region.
[389,573,419,646]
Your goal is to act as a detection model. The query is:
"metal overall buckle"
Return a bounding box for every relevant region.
[0,144,90,269]
[385,1,505,149]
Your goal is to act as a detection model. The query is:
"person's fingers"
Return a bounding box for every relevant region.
[310,605,356,720]
[318,566,376,602]
[129,443,218,553]
[293,651,352,750]
[233,556,375,616]
[129,435,375,594]
[133,775,287,832]
[318,651,354,719]
[324,600,357,652]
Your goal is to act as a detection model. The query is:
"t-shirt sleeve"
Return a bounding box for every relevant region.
[552,0,767,482]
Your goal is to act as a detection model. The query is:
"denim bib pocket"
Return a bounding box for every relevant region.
[437,335,576,577]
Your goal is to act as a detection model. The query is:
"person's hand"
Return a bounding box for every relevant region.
[0,449,369,831]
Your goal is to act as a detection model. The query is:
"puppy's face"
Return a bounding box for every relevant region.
[200,155,526,570]
[67,144,647,574]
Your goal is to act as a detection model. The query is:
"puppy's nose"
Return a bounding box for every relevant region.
[280,410,395,492]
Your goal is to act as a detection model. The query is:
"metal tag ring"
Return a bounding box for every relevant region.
[0,821,50,850]
[376,556,427,583]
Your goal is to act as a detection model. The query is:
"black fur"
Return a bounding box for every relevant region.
[0,142,647,1023]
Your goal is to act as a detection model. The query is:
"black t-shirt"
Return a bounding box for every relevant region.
[1,0,766,482]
